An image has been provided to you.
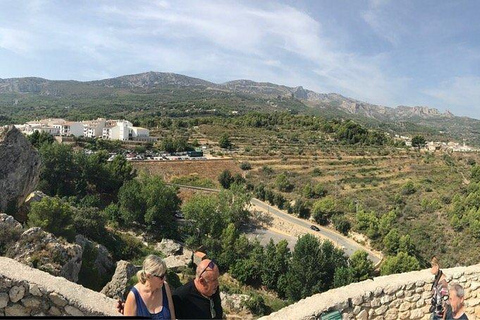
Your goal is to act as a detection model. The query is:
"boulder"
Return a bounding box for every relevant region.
[0,213,22,230]
[101,260,137,299]
[75,235,115,288]
[164,248,193,271]
[154,239,183,256]
[0,126,41,213]
[16,191,48,223]
[8,227,83,282]
[221,292,249,312]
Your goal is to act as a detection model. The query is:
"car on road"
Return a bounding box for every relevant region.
[310,225,320,231]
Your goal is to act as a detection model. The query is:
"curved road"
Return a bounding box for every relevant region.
[171,184,382,264]
[251,199,381,264]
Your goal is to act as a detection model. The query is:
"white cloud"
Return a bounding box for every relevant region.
[0,0,411,110]
[424,77,480,115]
[361,0,404,46]
[93,0,406,105]
[0,28,34,55]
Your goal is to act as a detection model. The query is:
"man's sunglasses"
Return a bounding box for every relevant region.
[199,260,216,278]
[152,273,166,280]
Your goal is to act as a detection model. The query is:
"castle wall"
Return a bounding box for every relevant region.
[0,257,117,316]
[260,264,480,320]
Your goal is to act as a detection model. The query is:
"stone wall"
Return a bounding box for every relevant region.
[260,264,480,320]
[0,257,117,316]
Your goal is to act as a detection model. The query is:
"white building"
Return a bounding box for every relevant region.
[53,121,84,137]
[83,118,106,138]
[17,117,152,141]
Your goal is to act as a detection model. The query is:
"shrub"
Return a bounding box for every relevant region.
[28,197,76,241]
[242,293,270,316]
[239,162,252,170]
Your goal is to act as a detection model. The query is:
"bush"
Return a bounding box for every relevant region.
[239,162,252,170]
[332,215,351,235]
[275,173,293,192]
[242,293,270,316]
[28,197,76,241]
[218,170,234,189]
[401,181,416,195]
[0,227,22,255]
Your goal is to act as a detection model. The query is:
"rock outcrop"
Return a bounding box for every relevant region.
[0,126,41,213]
[155,238,183,256]
[100,260,137,300]
[8,227,83,282]
[16,191,48,223]
[75,235,115,289]
[0,213,22,231]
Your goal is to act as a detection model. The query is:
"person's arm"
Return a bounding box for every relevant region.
[164,282,176,320]
[124,291,137,316]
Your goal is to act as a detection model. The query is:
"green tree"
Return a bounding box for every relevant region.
[218,169,234,189]
[218,223,240,269]
[38,143,78,197]
[262,239,291,293]
[219,133,232,149]
[28,197,76,241]
[349,250,374,281]
[292,198,311,218]
[73,206,107,242]
[398,234,416,255]
[285,235,347,301]
[355,210,379,239]
[380,252,420,275]
[285,234,323,301]
[411,135,426,149]
[117,175,180,236]
[379,210,396,236]
[275,173,293,192]
[312,196,336,225]
[332,215,351,235]
[383,228,400,255]
[333,267,354,288]
[27,131,55,148]
[471,165,480,183]
[230,240,264,285]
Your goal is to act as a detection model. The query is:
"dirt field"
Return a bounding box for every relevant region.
[132,159,243,184]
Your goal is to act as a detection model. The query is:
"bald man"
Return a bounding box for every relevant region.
[172,259,223,319]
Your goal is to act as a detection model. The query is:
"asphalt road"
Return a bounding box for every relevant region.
[244,227,297,251]
[251,198,381,264]
[170,184,382,264]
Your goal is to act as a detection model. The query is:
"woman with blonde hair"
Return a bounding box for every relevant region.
[124,255,176,319]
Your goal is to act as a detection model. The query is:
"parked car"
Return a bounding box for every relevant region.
[310,225,320,231]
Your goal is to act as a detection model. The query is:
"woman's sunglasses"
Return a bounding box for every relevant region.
[152,273,166,280]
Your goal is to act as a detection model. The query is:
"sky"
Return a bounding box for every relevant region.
[1,1,480,119]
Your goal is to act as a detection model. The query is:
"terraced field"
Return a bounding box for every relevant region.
[143,122,480,267]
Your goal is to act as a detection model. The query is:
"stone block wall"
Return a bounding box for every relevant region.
[260,264,480,320]
[0,257,117,316]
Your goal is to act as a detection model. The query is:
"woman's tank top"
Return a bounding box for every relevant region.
[131,285,171,320]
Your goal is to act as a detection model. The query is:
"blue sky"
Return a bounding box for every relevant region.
[1,0,480,119]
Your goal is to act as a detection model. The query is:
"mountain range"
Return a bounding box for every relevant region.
[0,71,479,145]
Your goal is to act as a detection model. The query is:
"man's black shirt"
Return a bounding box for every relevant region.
[172,280,223,319]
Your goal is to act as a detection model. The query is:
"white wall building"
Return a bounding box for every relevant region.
[17,117,152,141]
[82,118,106,138]
[53,121,84,137]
